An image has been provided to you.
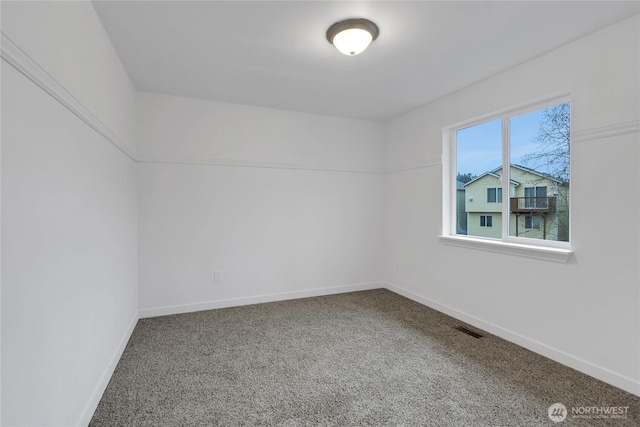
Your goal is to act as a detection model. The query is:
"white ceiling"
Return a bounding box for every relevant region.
[93,1,639,122]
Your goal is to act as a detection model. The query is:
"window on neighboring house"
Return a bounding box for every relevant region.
[450,97,570,248]
[525,215,541,230]
[487,187,502,203]
[524,186,547,209]
[480,215,493,227]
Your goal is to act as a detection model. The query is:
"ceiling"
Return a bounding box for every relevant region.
[93,1,639,122]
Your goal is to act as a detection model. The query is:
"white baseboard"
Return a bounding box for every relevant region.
[76,311,139,427]
[139,282,384,319]
[384,282,640,397]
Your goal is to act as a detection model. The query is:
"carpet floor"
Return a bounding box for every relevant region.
[90,289,639,426]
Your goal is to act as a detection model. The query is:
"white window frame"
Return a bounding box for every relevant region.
[440,94,572,263]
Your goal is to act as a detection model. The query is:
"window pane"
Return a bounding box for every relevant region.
[524,187,535,208]
[536,186,547,197]
[486,216,493,227]
[509,102,570,241]
[456,118,501,238]
[487,188,496,203]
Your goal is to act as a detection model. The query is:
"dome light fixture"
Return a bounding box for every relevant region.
[326,18,379,56]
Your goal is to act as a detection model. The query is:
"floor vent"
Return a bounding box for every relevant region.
[454,326,483,339]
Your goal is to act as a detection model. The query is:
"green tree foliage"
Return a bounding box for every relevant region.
[456,172,476,184]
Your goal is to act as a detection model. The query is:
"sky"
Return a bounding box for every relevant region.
[456,108,546,178]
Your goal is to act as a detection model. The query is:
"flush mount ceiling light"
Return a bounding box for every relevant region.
[326,18,379,56]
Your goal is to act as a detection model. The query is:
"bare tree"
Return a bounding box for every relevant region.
[522,102,570,181]
[519,102,570,241]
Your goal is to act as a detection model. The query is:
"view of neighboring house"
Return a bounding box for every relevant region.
[456,180,468,235]
[459,165,569,241]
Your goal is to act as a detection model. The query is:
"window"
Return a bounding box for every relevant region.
[524,186,547,209]
[450,97,570,249]
[480,215,493,227]
[487,187,502,203]
[525,215,541,230]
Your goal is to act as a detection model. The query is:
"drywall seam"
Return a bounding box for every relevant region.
[385,158,442,174]
[136,154,386,174]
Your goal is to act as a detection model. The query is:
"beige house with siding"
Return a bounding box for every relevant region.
[462,165,569,241]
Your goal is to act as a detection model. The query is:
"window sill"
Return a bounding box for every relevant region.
[438,235,572,263]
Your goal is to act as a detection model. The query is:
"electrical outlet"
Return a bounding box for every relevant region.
[214,271,222,283]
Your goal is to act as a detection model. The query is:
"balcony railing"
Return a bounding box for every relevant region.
[510,197,556,213]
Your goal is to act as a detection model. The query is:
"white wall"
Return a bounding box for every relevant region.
[1,1,137,154]
[137,93,385,316]
[1,2,138,426]
[384,15,640,395]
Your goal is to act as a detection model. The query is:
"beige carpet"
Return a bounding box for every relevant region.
[90,289,639,426]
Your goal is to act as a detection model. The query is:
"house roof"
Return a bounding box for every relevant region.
[492,164,564,184]
[462,172,520,188]
[462,164,564,188]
